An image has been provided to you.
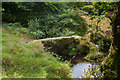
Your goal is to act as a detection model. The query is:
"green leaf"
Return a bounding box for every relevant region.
[72,48,76,51]
[89,17,95,20]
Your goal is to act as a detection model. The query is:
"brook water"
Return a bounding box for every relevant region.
[71,62,101,78]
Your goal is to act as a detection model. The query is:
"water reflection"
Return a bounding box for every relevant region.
[71,63,101,78]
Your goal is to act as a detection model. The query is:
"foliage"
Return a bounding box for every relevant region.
[78,10,89,15]
[81,6,94,14]
[83,41,103,62]
[98,36,111,53]
[2,22,30,36]
[90,31,105,44]
[28,11,88,39]
[2,2,30,26]
[89,29,111,53]
[59,28,75,36]
[28,15,61,39]
[85,50,103,62]
[2,2,67,26]
[67,2,85,9]
[93,2,120,78]
[60,11,88,36]
[2,23,72,78]
[76,40,90,55]
[100,46,118,78]
[81,63,101,78]
[93,2,117,16]
[3,2,88,39]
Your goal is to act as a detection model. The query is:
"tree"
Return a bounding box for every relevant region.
[67,2,85,10]
[98,2,120,78]
[92,2,116,32]
[2,2,66,26]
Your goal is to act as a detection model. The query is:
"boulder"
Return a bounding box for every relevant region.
[32,36,91,59]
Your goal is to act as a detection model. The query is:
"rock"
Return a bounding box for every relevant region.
[31,36,90,59]
[31,36,96,61]
[76,41,90,55]
[41,36,81,57]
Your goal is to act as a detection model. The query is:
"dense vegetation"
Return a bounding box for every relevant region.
[2,2,88,78]
[2,2,120,79]
[2,2,88,39]
[2,23,71,78]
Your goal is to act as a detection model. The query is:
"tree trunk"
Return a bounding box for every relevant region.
[101,2,120,78]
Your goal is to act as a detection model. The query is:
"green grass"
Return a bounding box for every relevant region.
[2,23,72,78]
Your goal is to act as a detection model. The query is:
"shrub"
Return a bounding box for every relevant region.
[76,40,90,55]
[89,30,111,53]
[98,36,111,53]
[83,40,104,62]
[2,13,16,23]
[90,31,105,44]
[3,22,22,28]
[81,6,94,14]
[84,50,103,62]
[59,28,75,36]
[28,11,88,39]
[59,11,88,36]
[28,18,61,39]
[3,22,30,36]
[81,63,101,78]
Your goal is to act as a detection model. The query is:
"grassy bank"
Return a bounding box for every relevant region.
[2,23,72,78]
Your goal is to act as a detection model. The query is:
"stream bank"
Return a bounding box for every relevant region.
[33,35,107,78]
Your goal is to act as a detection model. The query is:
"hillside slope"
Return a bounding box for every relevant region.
[2,23,71,78]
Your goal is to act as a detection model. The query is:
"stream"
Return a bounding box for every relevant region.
[71,62,101,78]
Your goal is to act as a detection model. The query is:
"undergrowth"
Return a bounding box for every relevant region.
[2,23,72,78]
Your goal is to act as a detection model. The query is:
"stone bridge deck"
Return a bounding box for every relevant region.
[32,35,81,42]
